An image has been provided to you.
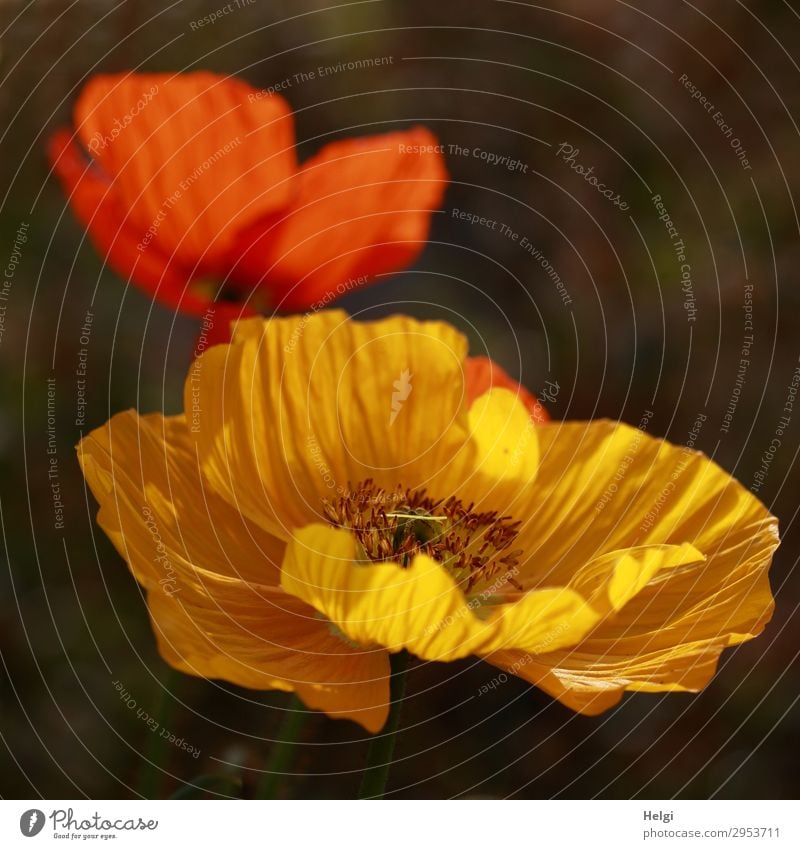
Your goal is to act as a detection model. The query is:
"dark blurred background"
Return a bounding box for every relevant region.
[2,0,800,799]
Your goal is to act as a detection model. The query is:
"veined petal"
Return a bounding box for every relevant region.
[516,420,777,652]
[515,420,777,589]
[186,311,474,538]
[78,411,285,589]
[489,637,729,716]
[227,128,448,309]
[75,72,296,267]
[486,588,601,655]
[78,410,389,731]
[484,420,778,713]
[280,525,599,661]
[484,653,627,714]
[148,588,390,732]
[281,525,491,660]
[482,543,702,659]
[568,542,705,616]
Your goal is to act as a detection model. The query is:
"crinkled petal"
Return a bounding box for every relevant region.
[187,314,544,541]
[489,638,728,716]
[567,542,705,615]
[484,420,778,713]
[280,525,600,661]
[78,411,284,588]
[148,589,390,732]
[483,543,703,656]
[78,410,389,731]
[186,311,474,538]
[515,420,776,583]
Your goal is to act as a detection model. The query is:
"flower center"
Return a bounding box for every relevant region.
[322,479,523,593]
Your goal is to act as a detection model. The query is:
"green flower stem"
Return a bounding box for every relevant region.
[256,693,308,799]
[358,651,409,799]
[137,670,179,799]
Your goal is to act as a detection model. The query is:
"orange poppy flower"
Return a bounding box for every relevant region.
[48,71,448,342]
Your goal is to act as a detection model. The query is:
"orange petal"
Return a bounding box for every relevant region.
[48,128,237,318]
[464,356,548,422]
[75,71,296,268]
[227,127,448,309]
[198,302,258,347]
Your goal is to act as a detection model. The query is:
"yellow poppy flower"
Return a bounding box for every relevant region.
[78,312,778,733]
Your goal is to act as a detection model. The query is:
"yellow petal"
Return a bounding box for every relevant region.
[481,543,703,678]
[486,587,600,655]
[78,411,285,590]
[484,420,778,713]
[78,410,390,731]
[280,524,599,661]
[519,421,777,648]
[515,420,777,650]
[456,388,540,513]
[281,524,485,660]
[486,654,627,715]
[186,311,472,538]
[490,636,729,716]
[515,420,776,585]
[569,542,705,615]
[148,588,390,733]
